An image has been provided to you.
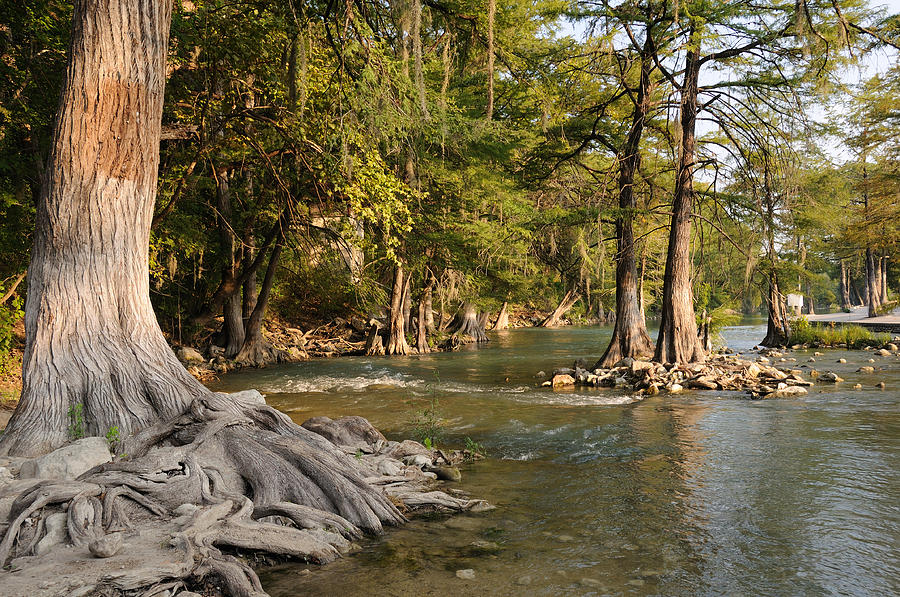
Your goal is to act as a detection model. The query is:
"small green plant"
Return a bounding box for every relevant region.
[106,426,121,450]
[355,448,363,461]
[67,403,85,440]
[411,371,444,449]
[789,317,889,349]
[464,436,486,459]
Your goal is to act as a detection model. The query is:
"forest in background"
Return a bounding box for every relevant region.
[1,0,899,377]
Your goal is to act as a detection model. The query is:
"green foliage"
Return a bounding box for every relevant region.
[789,317,890,349]
[0,296,23,372]
[410,374,444,449]
[67,404,84,440]
[464,437,486,459]
[106,426,120,450]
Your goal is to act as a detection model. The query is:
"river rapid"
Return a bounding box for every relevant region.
[210,323,900,596]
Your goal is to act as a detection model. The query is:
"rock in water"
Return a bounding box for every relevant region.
[456,569,476,580]
[19,437,112,480]
[818,371,844,383]
[551,374,575,387]
[773,386,808,397]
[428,466,462,482]
[89,533,123,558]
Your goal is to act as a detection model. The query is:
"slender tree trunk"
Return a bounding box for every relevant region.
[539,289,580,328]
[598,44,654,367]
[423,273,436,332]
[216,167,245,358]
[235,243,282,366]
[839,259,851,310]
[0,0,208,457]
[806,281,815,315]
[879,254,888,303]
[654,29,705,364]
[415,290,430,354]
[866,247,881,317]
[486,0,496,121]
[851,271,864,307]
[242,224,257,320]
[493,301,509,330]
[386,264,410,355]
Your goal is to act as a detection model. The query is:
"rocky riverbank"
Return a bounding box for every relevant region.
[543,341,900,399]
[0,391,490,597]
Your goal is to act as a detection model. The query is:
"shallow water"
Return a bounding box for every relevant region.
[211,323,900,596]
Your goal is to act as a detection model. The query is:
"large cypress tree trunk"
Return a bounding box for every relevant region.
[0,0,205,457]
[386,264,410,355]
[597,44,654,367]
[235,243,283,366]
[654,29,705,364]
[761,274,790,347]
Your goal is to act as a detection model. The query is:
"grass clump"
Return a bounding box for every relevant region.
[789,317,890,349]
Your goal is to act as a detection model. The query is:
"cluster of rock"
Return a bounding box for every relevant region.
[541,350,885,399]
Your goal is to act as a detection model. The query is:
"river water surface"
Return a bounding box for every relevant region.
[211,324,900,596]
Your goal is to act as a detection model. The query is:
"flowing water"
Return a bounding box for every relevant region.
[211,323,900,596]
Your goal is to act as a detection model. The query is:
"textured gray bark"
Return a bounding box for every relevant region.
[655,30,705,364]
[386,265,410,355]
[448,303,489,342]
[0,0,206,457]
[492,301,509,330]
[539,289,580,328]
[866,248,881,317]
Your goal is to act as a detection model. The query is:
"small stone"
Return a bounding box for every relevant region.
[857,366,875,374]
[814,352,824,356]
[810,370,820,378]
[868,358,876,363]
[808,358,816,362]
[515,575,533,586]
[403,454,432,468]
[773,386,807,397]
[428,466,462,482]
[853,384,862,389]
[818,371,844,383]
[456,569,476,580]
[556,534,575,542]
[887,343,898,351]
[89,533,123,558]
[627,579,646,587]
[758,357,770,364]
[668,383,683,393]
[874,349,891,357]
[877,382,886,389]
[535,371,546,378]
[837,358,847,364]
[580,578,603,588]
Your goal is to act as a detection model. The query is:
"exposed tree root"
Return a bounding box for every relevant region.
[444,303,489,345]
[0,396,490,596]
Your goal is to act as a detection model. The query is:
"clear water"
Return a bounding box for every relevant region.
[211,323,900,596]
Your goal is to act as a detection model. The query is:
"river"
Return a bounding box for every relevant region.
[211,323,900,596]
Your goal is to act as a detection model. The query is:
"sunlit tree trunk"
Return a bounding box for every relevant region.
[839,259,851,310]
[655,27,705,364]
[386,264,410,355]
[598,44,654,367]
[866,247,881,317]
[0,0,208,457]
[492,301,509,330]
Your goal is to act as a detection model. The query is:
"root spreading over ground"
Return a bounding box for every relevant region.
[0,394,489,597]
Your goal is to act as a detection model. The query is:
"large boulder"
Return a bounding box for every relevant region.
[19,437,111,480]
[301,415,386,450]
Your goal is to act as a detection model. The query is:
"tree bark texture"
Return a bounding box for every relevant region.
[235,243,282,366]
[386,265,410,355]
[654,31,705,364]
[866,247,881,317]
[539,289,580,328]
[598,45,654,367]
[447,302,489,342]
[761,274,790,347]
[0,0,209,457]
[492,301,509,330]
[839,259,851,310]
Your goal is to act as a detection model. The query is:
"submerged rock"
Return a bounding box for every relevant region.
[818,371,844,383]
[456,569,476,580]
